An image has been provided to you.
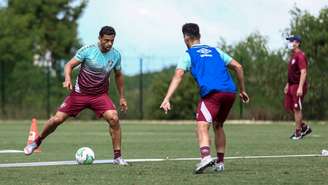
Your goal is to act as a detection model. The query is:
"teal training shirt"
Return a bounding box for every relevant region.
[73,44,121,95]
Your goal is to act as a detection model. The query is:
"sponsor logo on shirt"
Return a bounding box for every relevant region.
[197,48,213,57]
[90,60,97,65]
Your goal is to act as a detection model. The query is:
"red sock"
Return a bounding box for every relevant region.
[35,136,42,146]
[200,146,210,158]
[114,149,121,159]
[217,152,224,163]
[295,128,302,137]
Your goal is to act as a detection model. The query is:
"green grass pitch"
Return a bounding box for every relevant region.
[0,120,327,185]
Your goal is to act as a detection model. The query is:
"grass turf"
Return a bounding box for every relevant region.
[0,120,327,185]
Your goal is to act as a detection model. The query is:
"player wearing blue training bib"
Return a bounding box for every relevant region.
[161,23,249,173]
[24,26,129,165]
[178,44,237,97]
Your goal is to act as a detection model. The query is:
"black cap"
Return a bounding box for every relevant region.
[286,35,301,42]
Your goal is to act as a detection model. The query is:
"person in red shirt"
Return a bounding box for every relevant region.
[284,35,312,140]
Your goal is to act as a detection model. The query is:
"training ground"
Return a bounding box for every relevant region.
[0,120,327,185]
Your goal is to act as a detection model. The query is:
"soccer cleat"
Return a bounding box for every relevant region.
[113,157,129,165]
[290,125,312,139]
[213,162,224,172]
[194,156,214,174]
[24,142,39,156]
[301,125,312,137]
[290,134,303,140]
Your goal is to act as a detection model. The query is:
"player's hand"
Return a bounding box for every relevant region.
[296,87,303,97]
[239,91,250,103]
[284,84,289,94]
[120,97,128,112]
[62,80,73,91]
[160,99,171,114]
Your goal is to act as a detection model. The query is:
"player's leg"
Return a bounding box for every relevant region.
[194,95,218,173]
[212,92,235,172]
[102,110,127,165]
[213,123,225,172]
[103,110,121,154]
[196,121,211,158]
[298,87,312,137]
[293,108,303,139]
[194,121,213,173]
[91,94,127,165]
[39,111,69,141]
[291,93,311,139]
[24,93,84,156]
[24,111,69,155]
[289,85,311,140]
[285,85,300,139]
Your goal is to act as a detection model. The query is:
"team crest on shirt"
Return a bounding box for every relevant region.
[60,102,66,108]
[291,59,295,64]
[197,48,212,57]
[108,60,113,67]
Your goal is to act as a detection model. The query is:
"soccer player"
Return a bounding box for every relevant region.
[24,26,128,165]
[284,35,312,140]
[160,23,249,173]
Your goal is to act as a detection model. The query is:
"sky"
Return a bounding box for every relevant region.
[78,0,328,75]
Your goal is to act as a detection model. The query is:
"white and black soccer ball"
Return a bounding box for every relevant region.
[75,147,95,165]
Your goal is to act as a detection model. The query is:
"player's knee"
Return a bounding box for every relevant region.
[50,115,65,126]
[109,119,120,130]
[110,115,119,125]
[106,112,119,126]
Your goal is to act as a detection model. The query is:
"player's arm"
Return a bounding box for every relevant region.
[297,69,307,97]
[63,58,81,91]
[284,83,289,94]
[297,54,307,97]
[228,59,249,103]
[160,69,185,114]
[114,69,128,112]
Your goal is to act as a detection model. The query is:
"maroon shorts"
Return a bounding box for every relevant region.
[284,84,307,112]
[196,92,236,124]
[58,92,116,118]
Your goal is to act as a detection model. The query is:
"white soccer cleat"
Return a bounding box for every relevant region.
[24,142,38,156]
[194,156,214,174]
[213,162,224,172]
[113,157,129,165]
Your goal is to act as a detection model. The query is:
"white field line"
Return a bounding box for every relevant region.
[0,154,325,168]
[0,150,24,154]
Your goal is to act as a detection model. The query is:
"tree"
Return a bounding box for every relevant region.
[0,0,88,118]
[219,33,287,120]
[148,67,199,120]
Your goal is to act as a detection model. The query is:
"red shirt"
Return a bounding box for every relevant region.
[288,50,308,85]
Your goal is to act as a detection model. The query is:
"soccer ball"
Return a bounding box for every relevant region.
[75,147,95,165]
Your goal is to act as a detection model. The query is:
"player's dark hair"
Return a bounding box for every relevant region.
[99,26,116,37]
[182,23,200,39]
